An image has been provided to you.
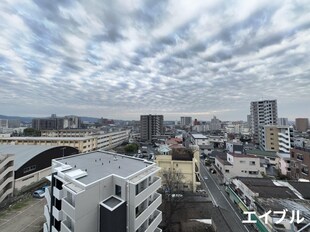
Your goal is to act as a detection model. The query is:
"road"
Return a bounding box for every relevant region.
[0,197,45,232]
[200,160,251,232]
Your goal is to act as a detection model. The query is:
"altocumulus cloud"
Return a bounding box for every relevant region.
[0,0,309,120]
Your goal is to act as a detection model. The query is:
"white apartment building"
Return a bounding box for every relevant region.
[0,154,14,203]
[44,151,162,232]
[250,100,278,143]
[215,153,266,182]
[190,133,209,146]
[259,125,293,153]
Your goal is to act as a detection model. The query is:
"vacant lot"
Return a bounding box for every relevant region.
[0,196,45,232]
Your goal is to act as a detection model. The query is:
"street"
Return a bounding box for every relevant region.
[200,160,251,232]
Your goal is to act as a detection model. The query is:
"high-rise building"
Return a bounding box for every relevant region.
[250,100,278,144]
[210,116,221,131]
[180,117,192,127]
[0,119,9,129]
[140,115,164,141]
[32,114,81,130]
[277,118,288,126]
[259,125,293,153]
[295,118,309,132]
[43,151,162,232]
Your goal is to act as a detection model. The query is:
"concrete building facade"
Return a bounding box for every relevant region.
[215,153,266,182]
[155,146,200,192]
[250,100,278,144]
[289,147,310,181]
[259,125,293,153]
[0,154,14,203]
[0,130,129,153]
[140,115,164,142]
[295,118,309,132]
[180,117,192,127]
[32,115,81,131]
[44,151,162,232]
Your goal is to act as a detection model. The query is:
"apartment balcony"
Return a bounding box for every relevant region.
[45,187,51,209]
[61,220,74,232]
[62,198,76,220]
[0,166,13,180]
[145,210,162,232]
[53,187,63,200]
[44,205,50,228]
[279,142,290,149]
[0,176,13,191]
[135,177,161,206]
[43,222,48,232]
[52,206,63,221]
[0,187,13,203]
[52,225,59,232]
[135,193,162,230]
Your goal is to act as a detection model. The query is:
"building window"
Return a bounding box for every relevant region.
[225,170,230,173]
[115,185,121,197]
[249,161,256,165]
[297,154,304,161]
[240,160,245,163]
[249,171,258,175]
[301,167,309,175]
[23,165,36,174]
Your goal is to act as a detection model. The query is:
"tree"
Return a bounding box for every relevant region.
[124,143,138,153]
[23,128,41,136]
[159,168,188,232]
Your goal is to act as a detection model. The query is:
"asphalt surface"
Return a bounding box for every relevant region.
[200,160,251,232]
[0,197,45,232]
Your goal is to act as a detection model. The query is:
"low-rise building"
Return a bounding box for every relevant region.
[0,145,78,200]
[44,151,162,232]
[227,177,310,232]
[41,129,99,137]
[215,153,266,182]
[277,152,291,176]
[289,146,310,181]
[155,146,200,192]
[190,133,209,146]
[0,130,129,153]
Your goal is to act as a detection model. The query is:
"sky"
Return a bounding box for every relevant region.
[0,0,309,121]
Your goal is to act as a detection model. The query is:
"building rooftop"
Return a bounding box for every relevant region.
[0,136,93,141]
[255,198,310,222]
[216,153,232,166]
[288,181,310,199]
[246,149,278,158]
[191,134,207,139]
[171,148,193,161]
[228,152,257,158]
[56,151,156,185]
[0,144,59,170]
[236,177,298,199]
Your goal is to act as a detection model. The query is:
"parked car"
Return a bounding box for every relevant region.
[32,189,45,198]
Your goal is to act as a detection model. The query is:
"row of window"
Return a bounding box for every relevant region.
[23,165,36,174]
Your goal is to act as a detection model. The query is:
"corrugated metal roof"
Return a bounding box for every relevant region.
[0,144,58,170]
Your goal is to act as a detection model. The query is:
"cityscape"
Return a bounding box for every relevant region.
[1,1,310,232]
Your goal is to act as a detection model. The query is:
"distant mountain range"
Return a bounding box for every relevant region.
[0,115,100,123]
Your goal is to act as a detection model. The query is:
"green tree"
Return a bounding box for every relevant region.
[23,128,41,136]
[124,143,138,153]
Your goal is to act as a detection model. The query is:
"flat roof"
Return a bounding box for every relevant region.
[246,149,277,158]
[0,144,58,170]
[56,151,155,185]
[191,134,207,139]
[0,136,93,141]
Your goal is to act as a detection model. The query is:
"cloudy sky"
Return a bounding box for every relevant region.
[0,0,309,121]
